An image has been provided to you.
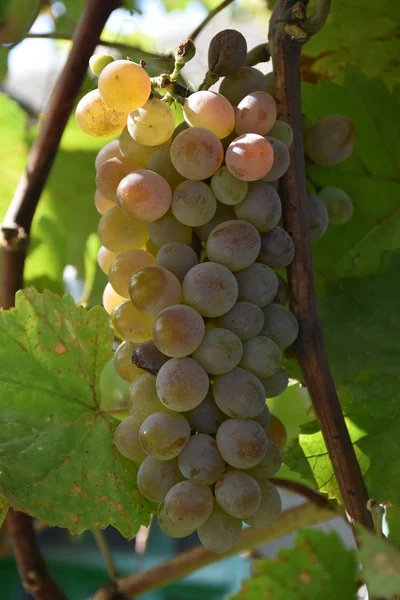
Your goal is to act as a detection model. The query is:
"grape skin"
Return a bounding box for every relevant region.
[102,282,127,315]
[225,134,274,182]
[274,274,289,306]
[96,157,139,203]
[262,137,290,181]
[98,205,148,253]
[156,242,198,281]
[260,368,289,398]
[248,441,283,481]
[213,367,266,419]
[261,303,299,349]
[148,210,193,247]
[215,469,261,518]
[234,182,282,233]
[268,120,294,148]
[146,147,185,190]
[195,203,235,242]
[172,180,217,227]
[117,170,172,222]
[319,187,353,225]
[235,92,277,136]
[258,226,295,269]
[114,416,147,462]
[185,391,227,435]
[240,336,282,379]
[208,30,247,76]
[243,480,282,528]
[215,302,264,341]
[266,414,288,452]
[94,190,115,215]
[75,89,127,137]
[197,504,242,553]
[235,263,279,308]
[156,357,209,411]
[183,91,235,139]
[128,98,175,146]
[97,246,118,275]
[100,357,129,415]
[139,411,190,460]
[182,262,238,318]
[129,265,182,317]
[137,456,183,502]
[109,249,155,298]
[305,114,356,166]
[128,372,167,422]
[114,341,143,383]
[170,127,224,181]
[165,480,214,529]
[206,219,261,272]
[95,140,121,171]
[152,304,205,358]
[89,53,114,77]
[178,433,225,485]
[219,66,267,106]
[211,166,248,206]
[98,59,151,113]
[216,419,268,469]
[111,301,153,343]
[308,193,329,241]
[119,126,170,167]
[157,503,195,538]
[192,328,242,376]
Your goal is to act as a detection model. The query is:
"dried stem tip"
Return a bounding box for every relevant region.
[175,39,196,64]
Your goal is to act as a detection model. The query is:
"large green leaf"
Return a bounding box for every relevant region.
[0,288,152,536]
[232,529,357,600]
[358,527,400,596]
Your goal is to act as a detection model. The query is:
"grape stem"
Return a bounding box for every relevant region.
[269,0,373,530]
[92,528,119,581]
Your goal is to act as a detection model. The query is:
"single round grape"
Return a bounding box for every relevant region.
[89,53,114,77]
[114,416,146,462]
[248,441,283,481]
[308,193,329,241]
[216,419,268,469]
[156,242,198,281]
[165,480,214,529]
[183,91,235,139]
[96,157,140,203]
[152,305,205,358]
[208,29,247,76]
[75,89,127,137]
[234,182,281,232]
[156,357,209,411]
[240,336,282,379]
[172,180,217,227]
[274,274,289,306]
[170,127,224,181]
[95,140,121,171]
[112,301,153,343]
[102,282,126,315]
[185,391,227,435]
[128,372,167,422]
[157,503,195,538]
[261,303,299,349]
[254,405,271,429]
[264,71,275,95]
[146,147,185,190]
[94,190,115,215]
[148,210,193,247]
[194,203,235,242]
[98,59,151,113]
[262,137,290,181]
[98,205,148,252]
[235,263,278,308]
[197,504,242,553]
[114,341,143,383]
[319,187,353,225]
[215,469,261,518]
[266,414,288,451]
[178,433,225,485]
[260,368,289,398]
[97,246,118,275]
[243,480,282,528]
[258,227,295,269]
[100,357,129,415]
[305,115,356,166]
[215,302,264,341]
[225,134,274,182]
[128,97,175,146]
[137,457,183,502]
[268,120,293,148]
[119,126,170,166]
[219,67,267,106]
[211,166,248,205]
[139,411,190,460]
[213,367,265,419]
[192,328,242,376]
[131,340,169,375]
[109,249,155,298]
[182,262,238,318]
[129,265,182,317]
[206,220,261,272]
[117,170,172,222]
[235,92,277,136]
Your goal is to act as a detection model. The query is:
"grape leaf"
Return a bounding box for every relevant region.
[0,288,152,537]
[232,529,357,600]
[358,527,400,596]
[0,497,8,528]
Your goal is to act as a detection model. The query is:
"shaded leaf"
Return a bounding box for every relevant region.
[358,526,400,596]
[0,497,8,528]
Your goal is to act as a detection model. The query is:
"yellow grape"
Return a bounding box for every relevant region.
[146,147,185,190]
[114,341,143,382]
[117,170,172,222]
[119,126,170,167]
[170,127,223,180]
[102,282,126,315]
[75,89,127,137]
[95,139,121,171]
[97,246,119,275]
[128,98,175,146]
[89,53,114,77]
[98,205,148,252]
[96,157,141,203]
[112,300,154,343]
[94,189,115,215]
[129,265,182,317]
[109,249,156,298]
[147,210,192,247]
[98,59,151,112]
[183,91,235,139]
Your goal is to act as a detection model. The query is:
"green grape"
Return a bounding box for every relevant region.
[235,92,277,136]
[216,419,268,469]
[260,368,289,398]
[258,226,295,269]
[273,274,289,306]
[157,503,195,538]
[210,166,248,206]
[261,303,299,349]
[264,71,275,96]
[156,358,209,411]
[240,336,282,379]
[129,265,182,317]
[307,193,329,241]
[137,456,183,502]
[235,262,278,308]
[99,357,129,416]
[156,242,198,282]
[213,367,265,419]
[146,147,185,190]
[194,203,235,242]
[319,187,353,225]
[192,328,242,376]
[243,480,282,528]
[95,140,121,171]
[139,411,190,460]
[262,137,290,181]
[215,469,261,518]
[152,305,205,358]
[102,282,127,315]
[75,89,127,137]
[98,205,148,252]
[165,480,214,529]
[182,262,238,318]
[111,301,153,343]
[98,59,151,113]
[119,125,169,167]
[219,66,267,106]
[247,441,283,481]
[97,246,118,275]
[178,433,225,485]
[94,190,115,215]
[117,170,172,222]
[225,134,274,182]
[197,504,242,553]
[215,302,264,341]
[96,157,140,203]
[185,391,227,435]
[172,181,217,227]
[234,182,281,232]
[305,115,356,166]
[183,91,235,139]
[268,120,293,148]
[170,127,224,180]
[114,341,143,383]
[148,210,193,247]
[128,97,175,146]
[114,416,147,462]
[206,219,261,272]
[89,53,114,77]
[128,372,167,422]
[208,29,247,76]
[109,249,155,298]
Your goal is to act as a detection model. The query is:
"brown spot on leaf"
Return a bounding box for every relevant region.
[68,513,80,524]
[298,571,313,584]
[54,341,67,355]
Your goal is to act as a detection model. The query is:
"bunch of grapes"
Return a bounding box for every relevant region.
[77,29,355,552]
